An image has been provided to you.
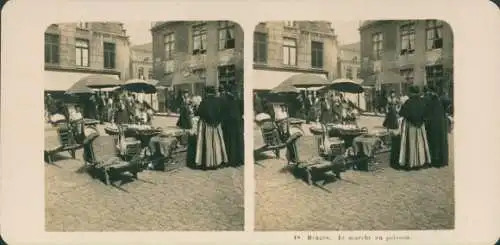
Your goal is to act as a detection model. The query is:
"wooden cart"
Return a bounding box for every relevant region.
[83,133,145,185]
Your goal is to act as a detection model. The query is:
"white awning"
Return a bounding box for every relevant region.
[297,86,325,91]
[44,70,120,91]
[253,69,327,90]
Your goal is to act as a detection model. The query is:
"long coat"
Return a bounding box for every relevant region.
[424,93,449,167]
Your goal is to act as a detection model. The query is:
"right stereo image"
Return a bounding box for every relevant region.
[252,20,454,231]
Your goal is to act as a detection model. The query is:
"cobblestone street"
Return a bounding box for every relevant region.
[254,116,454,231]
[45,116,244,231]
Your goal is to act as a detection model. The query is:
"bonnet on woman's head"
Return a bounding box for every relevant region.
[408,85,420,96]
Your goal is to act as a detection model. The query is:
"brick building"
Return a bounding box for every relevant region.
[359,20,454,100]
[253,21,338,92]
[44,22,130,92]
[150,21,244,97]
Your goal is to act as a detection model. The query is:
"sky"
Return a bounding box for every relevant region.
[122,20,362,46]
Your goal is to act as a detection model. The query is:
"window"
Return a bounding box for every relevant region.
[218,65,236,90]
[426,65,444,92]
[138,67,144,79]
[192,24,207,55]
[346,66,353,79]
[426,20,443,50]
[282,38,297,66]
[45,34,59,64]
[311,41,324,68]
[148,68,153,79]
[103,42,115,69]
[165,60,175,73]
[356,68,361,78]
[352,56,358,64]
[193,68,207,81]
[164,33,175,60]
[77,22,88,29]
[284,21,295,27]
[218,21,235,50]
[254,33,267,63]
[75,39,89,67]
[400,68,415,93]
[400,23,416,55]
[372,33,383,60]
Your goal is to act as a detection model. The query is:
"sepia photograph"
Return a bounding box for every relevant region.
[43,20,244,231]
[253,20,454,230]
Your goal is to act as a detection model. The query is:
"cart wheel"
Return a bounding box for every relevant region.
[274,149,280,159]
[104,169,110,185]
[306,167,313,185]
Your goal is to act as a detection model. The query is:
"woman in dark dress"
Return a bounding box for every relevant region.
[383,90,399,130]
[396,85,432,170]
[423,85,449,168]
[176,91,193,130]
[195,87,228,169]
[319,95,333,124]
[221,88,244,166]
[114,96,130,124]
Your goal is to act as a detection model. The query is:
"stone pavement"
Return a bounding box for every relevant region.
[45,116,244,231]
[254,116,455,231]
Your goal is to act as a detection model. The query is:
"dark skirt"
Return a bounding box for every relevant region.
[186,134,198,168]
[222,119,244,166]
[383,109,398,129]
[390,135,401,169]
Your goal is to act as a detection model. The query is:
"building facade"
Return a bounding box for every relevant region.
[130,43,153,80]
[337,42,361,80]
[44,22,130,92]
[359,20,454,99]
[150,21,244,97]
[253,21,338,92]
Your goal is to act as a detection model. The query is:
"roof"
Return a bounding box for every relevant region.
[340,42,360,52]
[131,42,152,52]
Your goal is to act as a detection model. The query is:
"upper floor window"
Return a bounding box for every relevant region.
[148,68,153,80]
[75,39,89,67]
[103,42,116,69]
[45,34,59,64]
[311,41,324,68]
[218,21,235,50]
[77,22,88,29]
[254,32,267,63]
[284,21,295,27]
[372,32,383,60]
[282,38,297,66]
[346,66,353,79]
[400,23,416,55]
[192,24,207,55]
[138,67,144,79]
[164,33,175,60]
[426,20,444,50]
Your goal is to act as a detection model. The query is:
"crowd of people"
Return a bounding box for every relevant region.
[176,86,244,170]
[45,92,156,125]
[387,85,452,170]
[254,91,361,125]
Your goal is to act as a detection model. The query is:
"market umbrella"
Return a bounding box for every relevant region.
[65,79,95,95]
[327,78,364,94]
[81,75,123,89]
[121,78,157,94]
[270,84,300,94]
[279,73,331,88]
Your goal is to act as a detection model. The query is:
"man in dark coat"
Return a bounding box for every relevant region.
[423,85,449,168]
